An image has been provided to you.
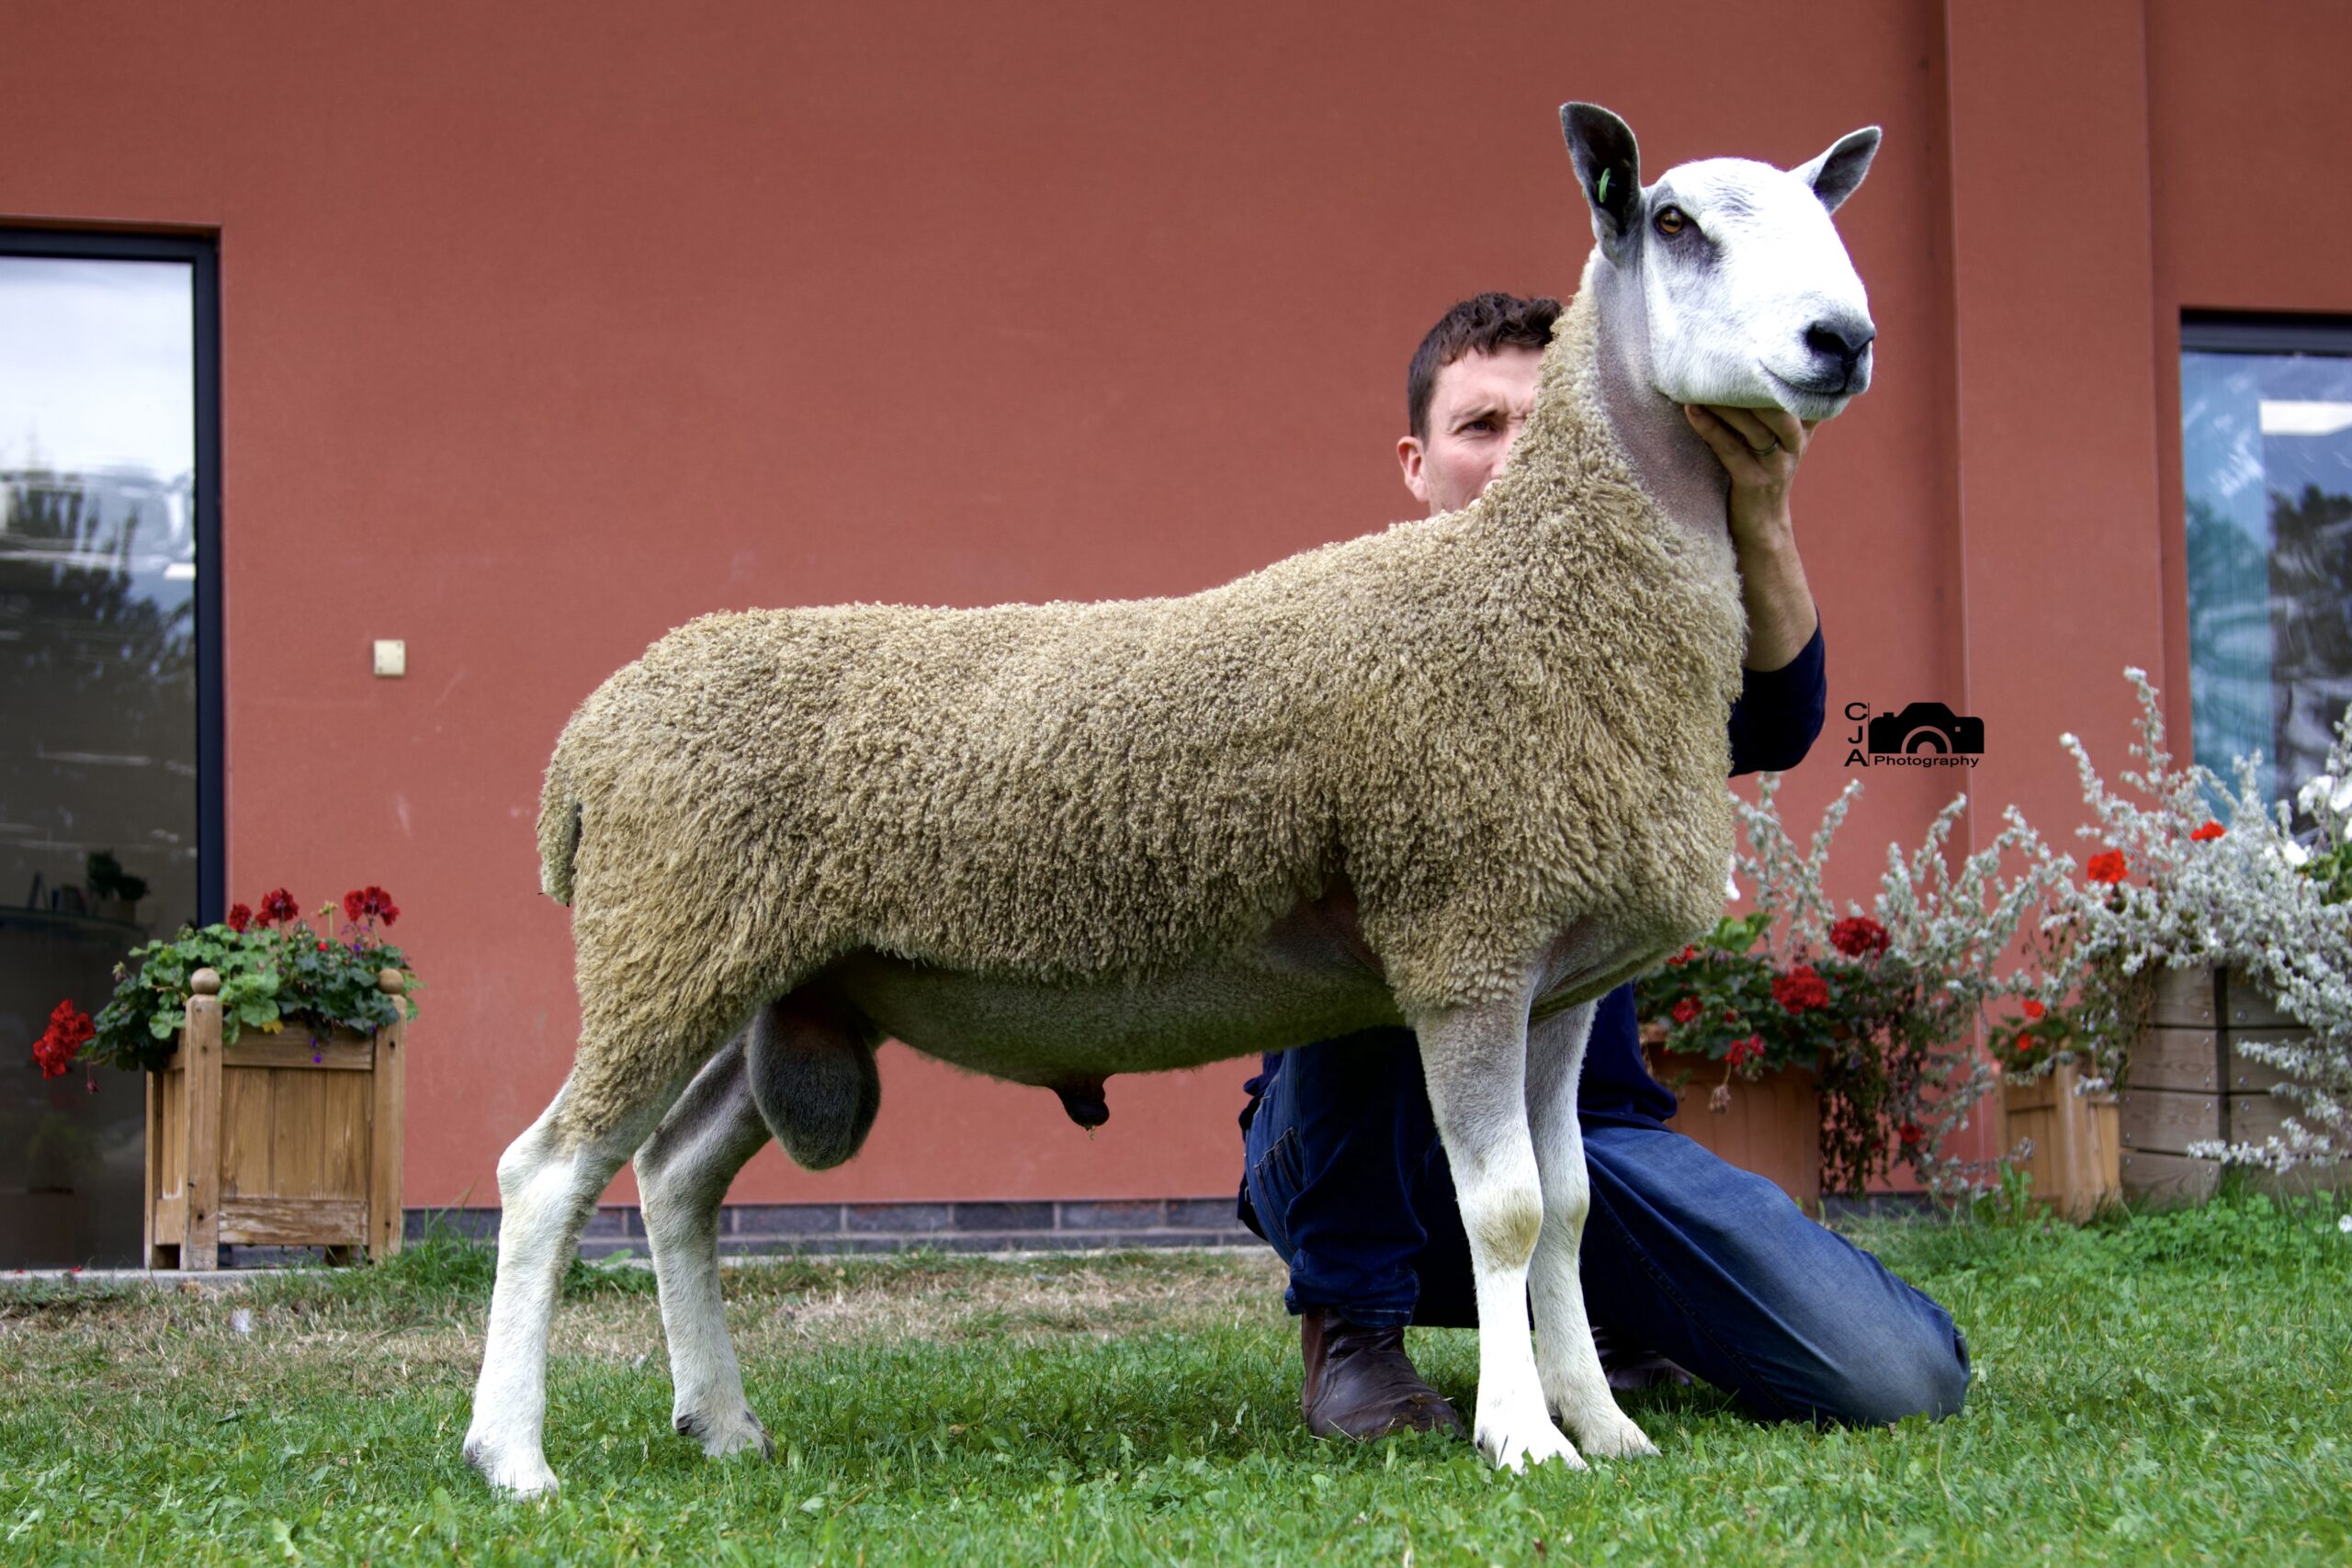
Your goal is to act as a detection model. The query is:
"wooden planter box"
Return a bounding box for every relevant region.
[1652,1041,1822,1211]
[144,965,407,1269]
[1999,1061,2120,1220]
[2119,964,2323,1205]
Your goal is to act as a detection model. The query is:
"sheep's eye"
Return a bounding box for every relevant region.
[1654,206,1688,238]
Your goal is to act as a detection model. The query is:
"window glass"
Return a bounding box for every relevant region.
[2181,332,2352,816]
[0,253,199,1268]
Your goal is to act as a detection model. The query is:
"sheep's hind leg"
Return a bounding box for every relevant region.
[460,1059,695,1499]
[635,1036,777,1463]
[1413,998,1583,1472]
[1524,1002,1655,1460]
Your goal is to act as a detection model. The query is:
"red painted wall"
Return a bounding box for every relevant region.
[1944,0,2166,885]
[5,1,2345,1207]
[2145,0,2352,740]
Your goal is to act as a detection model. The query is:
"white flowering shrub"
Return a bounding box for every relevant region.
[2048,671,2352,1171]
[1710,673,2352,1198]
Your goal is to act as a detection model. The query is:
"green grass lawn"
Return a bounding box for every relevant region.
[4,1189,2348,1565]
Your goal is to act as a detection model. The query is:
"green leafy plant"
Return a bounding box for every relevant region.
[1637,771,2077,1200]
[62,886,420,1074]
[1638,901,1974,1197]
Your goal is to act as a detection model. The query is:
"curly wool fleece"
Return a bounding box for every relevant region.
[537,270,1747,1090]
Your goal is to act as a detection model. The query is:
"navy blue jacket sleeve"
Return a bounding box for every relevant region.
[1725,615,1826,777]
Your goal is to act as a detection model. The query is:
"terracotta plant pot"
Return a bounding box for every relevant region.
[143,966,407,1269]
[1650,1038,1822,1211]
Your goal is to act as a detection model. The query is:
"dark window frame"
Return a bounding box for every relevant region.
[2183,311,2352,356]
[1,226,223,921]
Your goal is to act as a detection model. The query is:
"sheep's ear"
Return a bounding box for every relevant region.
[1560,103,1642,251]
[1792,127,1880,213]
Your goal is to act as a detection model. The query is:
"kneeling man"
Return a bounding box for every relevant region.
[1237,292,1970,1441]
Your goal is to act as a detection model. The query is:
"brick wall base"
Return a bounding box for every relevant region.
[400,1197,1268,1259]
[209,1191,1920,1268]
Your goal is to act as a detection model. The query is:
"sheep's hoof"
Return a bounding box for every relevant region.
[463,1432,561,1500]
[1474,1400,1587,1474]
[1568,1406,1657,1461]
[675,1404,775,1461]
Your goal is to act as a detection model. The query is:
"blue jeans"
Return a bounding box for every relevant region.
[1239,1025,1970,1427]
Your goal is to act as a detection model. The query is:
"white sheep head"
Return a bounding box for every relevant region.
[1561,102,1880,423]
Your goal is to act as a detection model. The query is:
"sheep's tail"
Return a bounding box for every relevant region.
[536,749,583,907]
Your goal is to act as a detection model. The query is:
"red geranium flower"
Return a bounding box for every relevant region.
[1828,916,1890,959]
[1771,964,1830,1014]
[1666,945,1697,967]
[1723,1009,1742,1025]
[31,1000,94,1078]
[2086,851,2129,886]
[225,903,253,933]
[1670,997,1702,1026]
[1898,1122,1924,1146]
[256,887,300,927]
[1726,1035,1764,1067]
[2189,820,2225,842]
[342,885,400,926]
[2022,998,2046,1020]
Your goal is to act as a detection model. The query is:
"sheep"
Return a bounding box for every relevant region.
[463,101,1880,1497]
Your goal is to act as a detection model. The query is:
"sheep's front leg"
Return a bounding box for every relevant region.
[1412,998,1582,1472]
[635,1037,776,1463]
[1524,1002,1656,1460]
[463,1073,688,1500]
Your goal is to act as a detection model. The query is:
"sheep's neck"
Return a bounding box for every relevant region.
[1584,261,1742,560]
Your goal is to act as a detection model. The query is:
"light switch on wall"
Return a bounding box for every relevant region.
[373,639,406,677]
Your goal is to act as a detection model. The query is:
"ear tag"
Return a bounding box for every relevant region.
[1596,170,1611,207]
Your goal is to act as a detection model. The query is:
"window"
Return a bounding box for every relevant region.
[2180,315,2352,816]
[0,230,219,1267]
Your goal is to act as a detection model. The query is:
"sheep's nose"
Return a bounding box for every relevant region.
[1804,317,1875,367]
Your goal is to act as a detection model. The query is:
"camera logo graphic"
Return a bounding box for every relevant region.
[1842,701,1985,770]
[1866,702,1984,756]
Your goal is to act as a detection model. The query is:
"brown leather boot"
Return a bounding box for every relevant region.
[1299,1307,1467,1441]
[1592,1325,1695,1393]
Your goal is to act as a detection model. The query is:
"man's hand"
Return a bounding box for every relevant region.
[1683,403,1820,671]
[1683,404,1817,549]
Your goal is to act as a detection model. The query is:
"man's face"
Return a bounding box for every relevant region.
[1397,345,1544,515]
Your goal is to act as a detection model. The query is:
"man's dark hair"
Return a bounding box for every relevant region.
[1406,292,1563,443]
